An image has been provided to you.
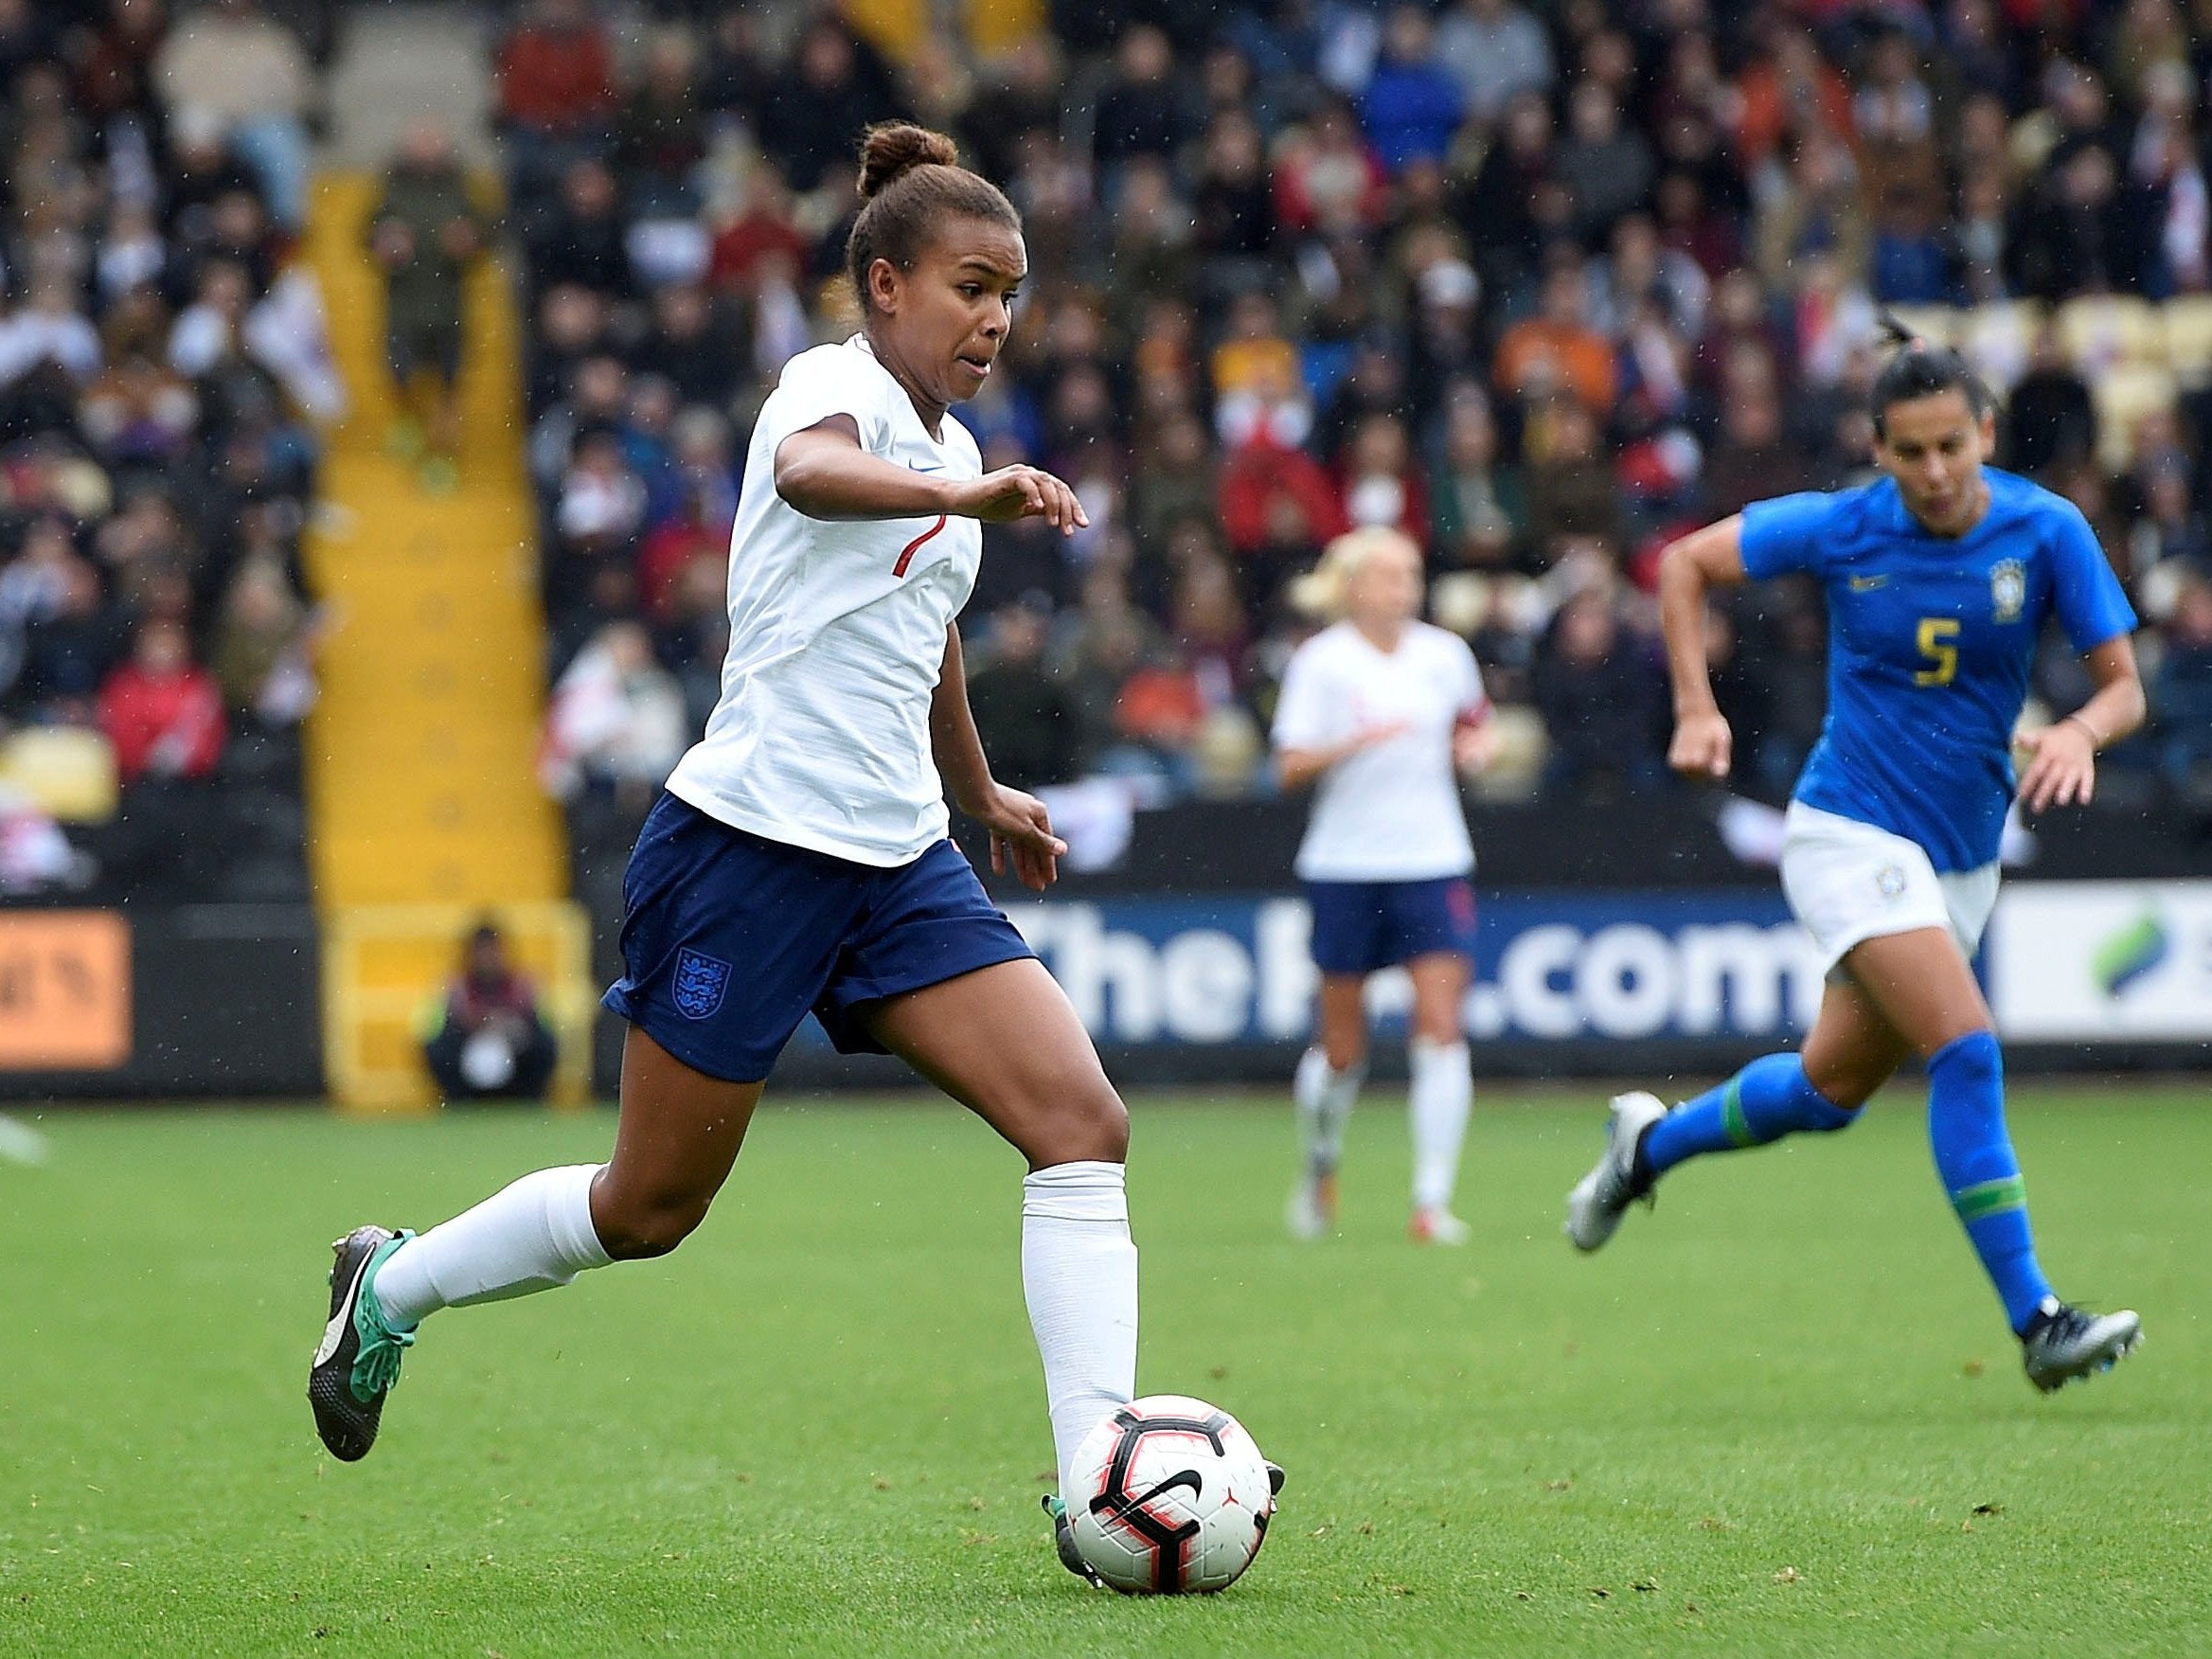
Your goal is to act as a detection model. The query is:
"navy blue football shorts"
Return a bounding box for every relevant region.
[602,792,1037,1082]
[1304,875,1477,975]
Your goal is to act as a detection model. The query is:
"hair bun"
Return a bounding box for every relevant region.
[857,122,960,199]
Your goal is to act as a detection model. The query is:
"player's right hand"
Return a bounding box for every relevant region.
[1668,709,1732,779]
[947,466,1089,533]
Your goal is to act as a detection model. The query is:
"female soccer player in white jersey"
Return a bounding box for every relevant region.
[1271,526,1495,1244]
[1564,328,2147,1392]
[308,124,1275,1581]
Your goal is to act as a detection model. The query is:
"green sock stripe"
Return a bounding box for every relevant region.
[1721,1079,1756,1148]
[1952,1175,2027,1223]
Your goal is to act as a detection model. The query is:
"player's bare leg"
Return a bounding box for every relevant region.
[1844,930,2140,1387]
[865,958,1134,1582]
[1291,973,1367,1239]
[1405,952,1472,1244]
[591,1030,765,1257]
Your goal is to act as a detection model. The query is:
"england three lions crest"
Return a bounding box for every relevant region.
[673,947,732,1019]
[1990,559,2025,623]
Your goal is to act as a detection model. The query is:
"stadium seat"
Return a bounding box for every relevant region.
[2160,295,2212,388]
[2090,364,2178,471]
[1884,304,1960,348]
[2056,294,2164,376]
[1957,300,2044,393]
[1474,704,1548,802]
[0,728,118,824]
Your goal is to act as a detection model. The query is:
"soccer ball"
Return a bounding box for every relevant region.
[1065,1395,1276,1594]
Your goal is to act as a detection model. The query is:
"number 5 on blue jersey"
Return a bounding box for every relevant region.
[1915,617,1959,687]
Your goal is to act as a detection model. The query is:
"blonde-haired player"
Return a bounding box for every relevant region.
[1273,527,1495,1243]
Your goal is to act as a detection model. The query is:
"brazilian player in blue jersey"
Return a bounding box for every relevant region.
[1564,330,2148,1392]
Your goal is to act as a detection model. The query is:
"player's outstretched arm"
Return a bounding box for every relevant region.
[2015,634,2147,812]
[774,419,1087,533]
[930,625,1066,890]
[1275,722,1413,791]
[1658,517,1748,780]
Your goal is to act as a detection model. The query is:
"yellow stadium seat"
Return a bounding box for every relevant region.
[0,727,118,823]
[1957,300,2044,393]
[1884,304,1960,348]
[2056,294,2164,375]
[1472,703,1547,802]
[2161,295,2212,386]
[2091,363,2178,471]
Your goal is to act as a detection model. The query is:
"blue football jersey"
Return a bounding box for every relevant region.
[1739,469,2136,871]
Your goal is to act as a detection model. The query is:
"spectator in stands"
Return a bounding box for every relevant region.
[420,922,559,1103]
[2152,574,2212,796]
[1494,252,1618,416]
[1556,80,1653,247]
[369,121,490,491]
[1359,6,1463,177]
[496,0,617,205]
[1091,24,1197,185]
[1434,0,1553,125]
[211,553,321,729]
[526,157,633,300]
[966,594,1084,790]
[13,557,128,722]
[155,0,313,229]
[758,17,901,196]
[1430,392,1522,572]
[1520,397,1624,566]
[538,616,687,809]
[98,616,224,783]
[2004,326,2097,476]
[1532,581,1665,798]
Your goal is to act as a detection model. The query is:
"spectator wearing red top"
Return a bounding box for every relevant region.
[1219,436,1347,561]
[707,168,810,297]
[98,617,224,783]
[421,922,559,1102]
[496,0,618,209]
[88,616,230,895]
[497,0,615,135]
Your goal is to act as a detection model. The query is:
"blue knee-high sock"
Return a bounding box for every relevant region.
[1640,1053,1857,1179]
[1927,1030,2053,1333]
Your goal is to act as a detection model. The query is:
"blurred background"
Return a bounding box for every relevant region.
[0,0,2204,1111]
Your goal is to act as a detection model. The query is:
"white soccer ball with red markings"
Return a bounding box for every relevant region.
[1065,1394,1276,1594]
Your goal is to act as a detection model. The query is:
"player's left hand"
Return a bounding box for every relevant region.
[971,783,1067,891]
[2015,720,2097,812]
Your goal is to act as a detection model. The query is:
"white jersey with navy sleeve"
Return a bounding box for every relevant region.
[663,336,984,866]
[1739,469,2136,872]
[1272,620,1486,882]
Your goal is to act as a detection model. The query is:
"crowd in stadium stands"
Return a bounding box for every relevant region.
[0,0,337,900]
[506,0,2212,851]
[16,0,2211,904]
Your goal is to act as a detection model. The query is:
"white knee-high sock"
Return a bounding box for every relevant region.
[1408,1040,1472,1210]
[1022,1160,1138,1495]
[1293,1047,1365,1177]
[372,1164,613,1328]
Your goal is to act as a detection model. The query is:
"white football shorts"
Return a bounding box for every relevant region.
[1779,800,2000,976]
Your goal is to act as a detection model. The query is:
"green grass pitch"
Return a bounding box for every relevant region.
[2,1083,2206,1655]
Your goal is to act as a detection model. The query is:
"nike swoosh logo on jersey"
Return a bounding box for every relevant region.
[1849,574,1889,591]
[312,1252,374,1365]
[906,461,944,473]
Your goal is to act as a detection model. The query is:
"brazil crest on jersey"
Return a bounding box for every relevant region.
[1739,469,2136,872]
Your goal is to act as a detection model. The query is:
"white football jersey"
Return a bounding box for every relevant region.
[1271,620,1486,882]
[663,337,983,865]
